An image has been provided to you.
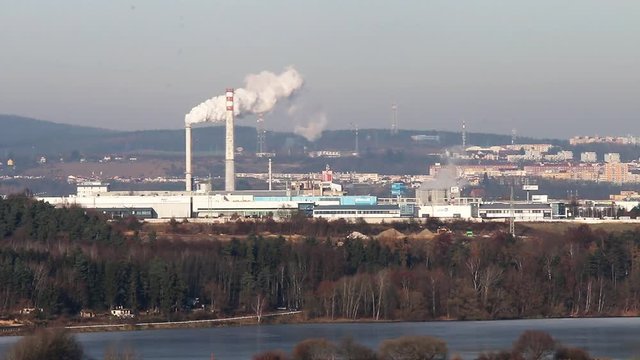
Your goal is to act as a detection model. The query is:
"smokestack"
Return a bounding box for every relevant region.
[225,89,235,192]
[268,158,272,191]
[185,124,192,191]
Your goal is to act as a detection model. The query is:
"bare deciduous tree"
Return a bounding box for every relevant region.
[513,330,556,360]
[379,335,447,360]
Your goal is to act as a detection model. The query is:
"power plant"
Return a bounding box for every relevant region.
[34,67,572,223]
[184,88,238,192]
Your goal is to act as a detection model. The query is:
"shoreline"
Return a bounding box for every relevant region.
[3,311,640,337]
[65,310,302,333]
[0,311,303,337]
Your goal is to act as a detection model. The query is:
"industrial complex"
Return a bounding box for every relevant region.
[35,88,580,223]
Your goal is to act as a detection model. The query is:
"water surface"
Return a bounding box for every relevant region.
[0,318,639,359]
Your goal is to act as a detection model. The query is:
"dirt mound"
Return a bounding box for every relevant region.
[375,228,406,240]
[411,228,435,240]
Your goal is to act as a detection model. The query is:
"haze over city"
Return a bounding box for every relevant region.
[1,1,639,138]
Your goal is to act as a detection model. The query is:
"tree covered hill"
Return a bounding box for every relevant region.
[0,114,566,159]
[0,114,116,154]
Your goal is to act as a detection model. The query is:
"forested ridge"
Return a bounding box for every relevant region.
[2,195,640,324]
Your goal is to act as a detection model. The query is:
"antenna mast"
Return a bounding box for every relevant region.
[355,124,359,155]
[391,103,398,135]
[257,113,266,155]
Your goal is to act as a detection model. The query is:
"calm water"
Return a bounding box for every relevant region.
[1,318,639,359]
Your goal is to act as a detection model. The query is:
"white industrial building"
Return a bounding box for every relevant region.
[38,182,381,220]
[477,203,567,221]
[418,204,476,219]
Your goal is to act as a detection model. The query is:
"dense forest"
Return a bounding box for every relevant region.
[2,195,640,323]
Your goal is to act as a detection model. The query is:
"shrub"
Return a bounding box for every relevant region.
[4,329,83,360]
[554,347,591,360]
[513,330,556,360]
[378,335,447,360]
[337,337,377,360]
[476,351,519,360]
[291,338,336,360]
[253,350,289,360]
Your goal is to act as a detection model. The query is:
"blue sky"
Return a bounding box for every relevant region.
[1,0,639,138]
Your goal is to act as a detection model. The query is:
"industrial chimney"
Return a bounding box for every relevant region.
[185,123,192,191]
[225,89,235,191]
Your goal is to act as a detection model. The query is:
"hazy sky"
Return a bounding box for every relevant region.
[1,1,639,138]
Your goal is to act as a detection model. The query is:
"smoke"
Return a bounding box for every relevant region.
[185,67,304,125]
[420,165,461,190]
[294,112,328,142]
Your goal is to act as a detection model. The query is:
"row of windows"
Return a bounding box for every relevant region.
[483,209,548,214]
[315,210,399,215]
[315,210,356,215]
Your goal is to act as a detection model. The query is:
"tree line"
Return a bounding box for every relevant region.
[1,194,640,323]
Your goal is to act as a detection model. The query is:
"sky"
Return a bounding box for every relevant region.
[1,0,639,138]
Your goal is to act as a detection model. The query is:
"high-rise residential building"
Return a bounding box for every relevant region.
[580,152,598,163]
[603,163,629,184]
[604,153,621,163]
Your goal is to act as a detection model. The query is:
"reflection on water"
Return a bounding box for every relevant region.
[1,318,639,359]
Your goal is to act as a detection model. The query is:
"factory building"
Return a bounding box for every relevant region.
[39,182,379,220]
[477,202,567,221]
[418,204,478,219]
[479,203,552,221]
[38,181,578,223]
[313,205,401,220]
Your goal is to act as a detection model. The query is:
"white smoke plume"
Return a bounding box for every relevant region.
[294,112,328,142]
[420,165,461,190]
[185,67,304,125]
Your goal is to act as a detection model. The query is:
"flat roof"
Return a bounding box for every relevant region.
[314,204,399,210]
[480,203,552,210]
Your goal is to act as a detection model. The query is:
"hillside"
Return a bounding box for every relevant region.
[0,114,117,154]
[0,114,566,158]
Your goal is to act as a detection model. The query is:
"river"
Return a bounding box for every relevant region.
[0,318,639,359]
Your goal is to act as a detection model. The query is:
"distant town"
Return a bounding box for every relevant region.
[2,117,639,224]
